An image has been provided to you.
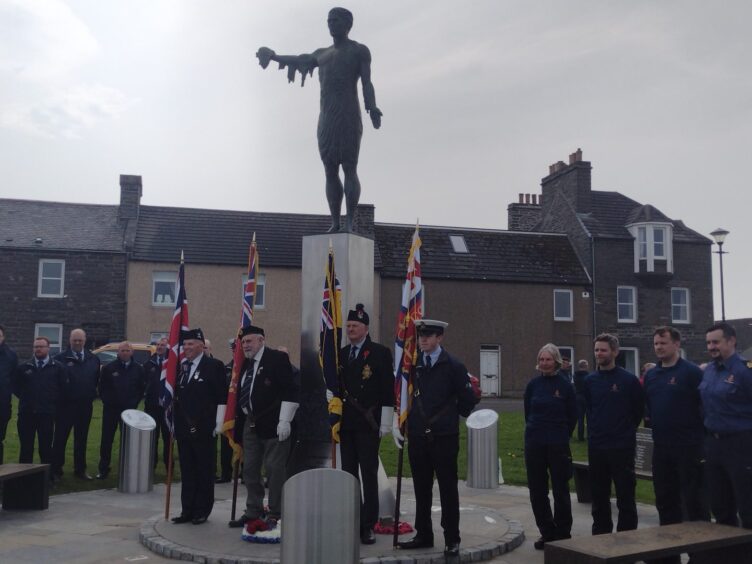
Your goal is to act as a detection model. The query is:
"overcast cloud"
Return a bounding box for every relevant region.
[0,0,750,319]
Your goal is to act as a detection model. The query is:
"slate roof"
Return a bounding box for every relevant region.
[0,199,125,252]
[132,205,384,268]
[577,191,709,243]
[375,224,590,285]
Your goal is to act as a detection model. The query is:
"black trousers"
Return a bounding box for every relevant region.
[218,432,233,479]
[144,404,171,470]
[705,431,752,528]
[576,394,587,440]
[340,430,380,531]
[177,435,216,519]
[98,403,125,474]
[17,412,54,464]
[652,442,710,525]
[52,399,94,475]
[589,446,637,534]
[0,415,9,465]
[408,434,460,544]
[524,441,573,540]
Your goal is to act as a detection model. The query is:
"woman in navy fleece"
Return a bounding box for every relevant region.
[524,343,577,550]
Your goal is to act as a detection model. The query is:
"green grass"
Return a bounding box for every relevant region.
[379,412,656,505]
[3,401,655,506]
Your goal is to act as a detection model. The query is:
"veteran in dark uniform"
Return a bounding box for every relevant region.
[700,322,752,528]
[338,304,394,544]
[228,325,298,531]
[171,329,227,525]
[13,336,69,469]
[144,337,171,471]
[96,341,145,479]
[0,325,19,465]
[52,328,100,480]
[395,319,477,558]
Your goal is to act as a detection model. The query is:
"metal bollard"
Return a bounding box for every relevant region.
[118,409,156,493]
[281,468,359,564]
[466,409,499,489]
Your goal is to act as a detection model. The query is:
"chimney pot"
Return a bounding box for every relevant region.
[525,194,530,204]
[519,193,524,204]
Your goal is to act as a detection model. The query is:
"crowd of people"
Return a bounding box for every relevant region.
[524,322,752,564]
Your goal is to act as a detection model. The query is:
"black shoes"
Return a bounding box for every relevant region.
[360,529,376,544]
[228,514,249,528]
[95,471,108,480]
[397,536,434,550]
[191,516,208,525]
[171,514,192,524]
[214,476,231,484]
[444,542,460,556]
[534,537,547,550]
[75,472,94,481]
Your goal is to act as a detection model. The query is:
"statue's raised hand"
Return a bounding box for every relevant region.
[256,47,275,69]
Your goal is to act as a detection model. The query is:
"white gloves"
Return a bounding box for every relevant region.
[392,411,405,449]
[379,406,393,438]
[214,404,226,437]
[325,389,334,402]
[277,401,299,441]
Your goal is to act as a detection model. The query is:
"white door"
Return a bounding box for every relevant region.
[480,346,500,396]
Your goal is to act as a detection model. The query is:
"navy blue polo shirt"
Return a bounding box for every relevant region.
[644,358,704,446]
[584,366,644,450]
[700,353,752,434]
[524,373,577,446]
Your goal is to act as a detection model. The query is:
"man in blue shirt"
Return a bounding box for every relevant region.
[700,322,752,528]
[644,326,709,561]
[584,333,644,535]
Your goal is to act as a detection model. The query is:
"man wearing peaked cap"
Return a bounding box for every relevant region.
[228,324,298,533]
[395,318,478,557]
[171,328,228,525]
[338,304,394,544]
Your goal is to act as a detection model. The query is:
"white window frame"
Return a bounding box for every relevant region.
[241,272,266,310]
[37,259,65,298]
[34,323,63,356]
[149,332,169,344]
[449,235,469,253]
[617,286,637,323]
[553,289,573,321]
[617,347,640,376]
[671,287,691,324]
[627,223,674,273]
[152,271,178,307]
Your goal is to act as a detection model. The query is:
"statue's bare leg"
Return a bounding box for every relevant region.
[324,162,343,233]
[342,163,361,233]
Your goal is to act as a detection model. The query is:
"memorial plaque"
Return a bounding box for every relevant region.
[634,427,654,473]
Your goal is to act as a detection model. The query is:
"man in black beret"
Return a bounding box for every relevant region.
[395,319,478,557]
[338,303,394,544]
[171,328,228,525]
[228,325,298,533]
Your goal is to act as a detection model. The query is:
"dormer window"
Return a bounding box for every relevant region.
[449,235,469,253]
[628,223,673,273]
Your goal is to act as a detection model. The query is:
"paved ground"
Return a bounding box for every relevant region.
[0,475,664,563]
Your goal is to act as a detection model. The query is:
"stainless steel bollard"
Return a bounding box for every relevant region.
[466,409,499,489]
[281,468,359,564]
[118,409,156,493]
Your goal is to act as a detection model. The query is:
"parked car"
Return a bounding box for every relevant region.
[93,342,156,366]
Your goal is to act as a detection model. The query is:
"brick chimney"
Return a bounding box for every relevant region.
[352,203,375,238]
[541,148,591,214]
[119,175,142,221]
[507,193,542,231]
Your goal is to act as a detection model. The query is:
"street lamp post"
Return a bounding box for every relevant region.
[710,228,730,321]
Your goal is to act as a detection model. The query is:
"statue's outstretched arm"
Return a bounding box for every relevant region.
[257,47,317,87]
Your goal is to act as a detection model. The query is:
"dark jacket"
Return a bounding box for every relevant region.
[584,366,644,450]
[175,354,227,441]
[236,347,297,440]
[339,336,394,433]
[0,343,19,419]
[573,369,588,395]
[13,358,69,416]
[98,359,145,409]
[524,373,577,445]
[144,354,168,409]
[407,348,477,438]
[54,349,100,402]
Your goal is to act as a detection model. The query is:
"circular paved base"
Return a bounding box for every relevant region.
[140,497,524,564]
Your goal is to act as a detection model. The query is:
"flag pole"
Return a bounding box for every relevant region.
[164,434,175,520]
[393,428,405,547]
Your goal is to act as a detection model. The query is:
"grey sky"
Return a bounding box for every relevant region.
[1,0,750,319]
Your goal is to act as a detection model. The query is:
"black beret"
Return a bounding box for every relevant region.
[347,303,369,325]
[240,325,265,338]
[181,328,205,342]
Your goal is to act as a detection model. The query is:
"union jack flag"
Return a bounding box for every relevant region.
[159,254,189,434]
[394,225,423,427]
[222,235,258,463]
[320,246,342,394]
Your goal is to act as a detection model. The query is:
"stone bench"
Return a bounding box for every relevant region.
[544,521,752,563]
[0,463,49,510]
[573,428,653,504]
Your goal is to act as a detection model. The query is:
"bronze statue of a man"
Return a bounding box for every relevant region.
[257,7,382,233]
